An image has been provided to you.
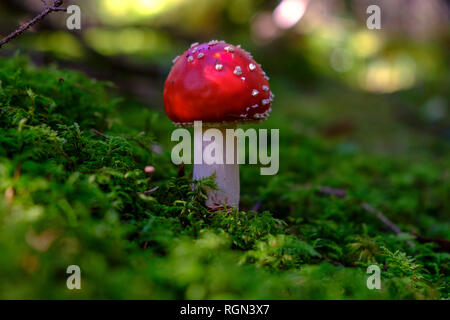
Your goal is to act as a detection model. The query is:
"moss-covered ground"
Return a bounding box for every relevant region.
[0,56,448,299]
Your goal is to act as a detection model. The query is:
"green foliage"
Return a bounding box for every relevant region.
[0,56,448,299]
[241,234,321,270]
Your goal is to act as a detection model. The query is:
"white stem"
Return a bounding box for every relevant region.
[193,126,240,209]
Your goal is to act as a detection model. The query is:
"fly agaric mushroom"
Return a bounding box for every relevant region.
[163,40,273,209]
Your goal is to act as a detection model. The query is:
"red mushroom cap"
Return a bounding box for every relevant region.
[163,40,273,125]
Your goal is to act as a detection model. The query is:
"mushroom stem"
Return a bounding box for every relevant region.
[193,125,240,209]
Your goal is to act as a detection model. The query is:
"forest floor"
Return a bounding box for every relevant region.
[0,56,448,299]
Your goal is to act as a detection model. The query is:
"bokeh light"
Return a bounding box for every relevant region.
[329,48,354,73]
[251,11,281,43]
[273,0,309,29]
[361,55,417,93]
[84,28,172,56]
[350,31,382,58]
[99,0,184,22]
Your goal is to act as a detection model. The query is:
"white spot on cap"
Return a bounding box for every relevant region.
[252,89,259,96]
[264,75,270,80]
[190,42,199,48]
[249,63,256,71]
[215,64,223,71]
[262,85,269,91]
[224,46,234,52]
[241,77,246,81]
[262,99,270,105]
[233,66,242,76]
[209,40,219,46]
[187,56,194,62]
[197,52,204,59]
[251,104,259,109]
[172,55,179,64]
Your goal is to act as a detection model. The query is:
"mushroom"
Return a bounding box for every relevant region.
[163,40,273,210]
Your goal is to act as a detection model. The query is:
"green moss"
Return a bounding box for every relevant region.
[0,56,448,299]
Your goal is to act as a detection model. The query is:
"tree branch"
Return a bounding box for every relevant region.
[0,0,66,49]
[360,203,403,235]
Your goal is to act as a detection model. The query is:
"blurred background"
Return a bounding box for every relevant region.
[0,0,448,157]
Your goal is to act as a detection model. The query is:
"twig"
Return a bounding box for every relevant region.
[361,203,415,248]
[360,202,403,235]
[0,0,67,49]
[136,186,159,196]
[143,187,159,195]
[90,128,108,139]
[318,186,347,198]
[411,231,450,251]
[251,200,263,211]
